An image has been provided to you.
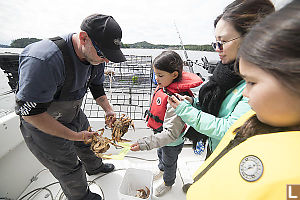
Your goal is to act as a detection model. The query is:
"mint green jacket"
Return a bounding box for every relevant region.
[175,80,250,151]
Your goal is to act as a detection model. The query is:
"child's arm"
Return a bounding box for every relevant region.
[131,104,185,151]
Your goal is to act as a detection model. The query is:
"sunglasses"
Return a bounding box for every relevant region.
[91,39,105,58]
[211,36,240,51]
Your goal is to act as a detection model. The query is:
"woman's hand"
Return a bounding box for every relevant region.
[130,142,141,151]
[167,94,193,109]
[183,96,193,104]
[167,95,181,109]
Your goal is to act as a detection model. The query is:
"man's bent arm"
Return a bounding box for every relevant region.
[95,95,114,114]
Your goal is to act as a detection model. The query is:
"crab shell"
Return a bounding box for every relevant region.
[135,186,150,199]
[111,114,135,142]
[84,126,127,159]
[91,141,110,153]
[84,132,111,155]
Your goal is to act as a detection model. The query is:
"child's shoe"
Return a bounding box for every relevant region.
[155,182,172,197]
[153,170,164,181]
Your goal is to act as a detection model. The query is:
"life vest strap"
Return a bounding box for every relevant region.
[49,36,75,100]
[144,109,164,124]
[153,126,163,133]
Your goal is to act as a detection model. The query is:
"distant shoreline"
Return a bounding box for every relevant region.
[2,39,215,52]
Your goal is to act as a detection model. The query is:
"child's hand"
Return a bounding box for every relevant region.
[130,143,141,151]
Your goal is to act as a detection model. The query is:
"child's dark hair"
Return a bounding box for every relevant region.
[234,0,300,137]
[237,0,300,96]
[153,51,183,82]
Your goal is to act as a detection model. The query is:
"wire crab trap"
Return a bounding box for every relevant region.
[0,53,19,92]
[82,55,154,120]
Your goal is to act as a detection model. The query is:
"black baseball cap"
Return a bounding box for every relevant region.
[80,14,126,63]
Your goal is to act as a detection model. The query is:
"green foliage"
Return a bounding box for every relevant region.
[132,75,138,84]
[10,38,42,48]
[121,43,130,48]
[122,41,214,52]
[184,44,214,51]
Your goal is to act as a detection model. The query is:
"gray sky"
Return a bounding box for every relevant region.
[0,0,290,45]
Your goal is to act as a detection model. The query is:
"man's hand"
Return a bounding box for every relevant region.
[95,95,116,128]
[74,130,98,142]
[130,142,141,151]
[23,113,92,141]
[105,111,116,128]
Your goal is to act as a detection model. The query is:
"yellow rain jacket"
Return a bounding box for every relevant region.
[187,110,300,200]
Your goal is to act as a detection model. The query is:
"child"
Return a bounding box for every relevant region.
[130,51,203,197]
[186,1,300,199]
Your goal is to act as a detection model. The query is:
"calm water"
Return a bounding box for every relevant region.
[0,48,218,117]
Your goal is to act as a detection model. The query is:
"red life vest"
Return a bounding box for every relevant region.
[145,71,203,132]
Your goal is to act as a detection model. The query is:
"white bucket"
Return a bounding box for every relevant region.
[119,168,153,200]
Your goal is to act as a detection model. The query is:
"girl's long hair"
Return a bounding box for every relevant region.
[235,0,300,136]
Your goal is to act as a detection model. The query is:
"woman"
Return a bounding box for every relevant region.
[168,0,274,156]
[187,1,300,199]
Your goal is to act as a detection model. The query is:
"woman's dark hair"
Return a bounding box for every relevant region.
[153,51,183,82]
[238,0,300,96]
[214,14,222,28]
[218,0,275,37]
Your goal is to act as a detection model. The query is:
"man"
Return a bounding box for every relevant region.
[15,14,126,200]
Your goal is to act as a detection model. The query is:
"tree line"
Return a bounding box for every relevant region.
[4,38,214,52]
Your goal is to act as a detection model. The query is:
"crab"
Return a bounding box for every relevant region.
[104,70,115,76]
[135,186,150,199]
[105,114,135,142]
[84,127,122,159]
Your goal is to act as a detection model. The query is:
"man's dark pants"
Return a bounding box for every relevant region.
[20,110,102,200]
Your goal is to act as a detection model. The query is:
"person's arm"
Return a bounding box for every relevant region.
[171,96,250,141]
[89,83,116,127]
[22,113,94,141]
[131,104,185,151]
[95,94,116,127]
[95,95,113,113]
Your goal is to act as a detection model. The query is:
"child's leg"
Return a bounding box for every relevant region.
[157,147,164,171]
[160,143,184,186]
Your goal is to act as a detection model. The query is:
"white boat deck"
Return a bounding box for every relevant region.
[0,115,206,200]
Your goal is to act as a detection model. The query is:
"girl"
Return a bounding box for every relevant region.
[130,51,202,197]
[187,1,300,199]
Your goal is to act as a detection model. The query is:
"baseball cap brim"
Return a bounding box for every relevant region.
[100,47,126,63]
